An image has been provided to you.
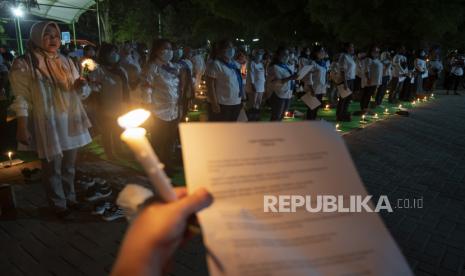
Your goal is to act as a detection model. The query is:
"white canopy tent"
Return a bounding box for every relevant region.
[28,0,96,24]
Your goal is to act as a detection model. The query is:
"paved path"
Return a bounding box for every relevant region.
[1,92,464,275]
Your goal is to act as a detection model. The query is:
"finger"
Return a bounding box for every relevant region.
[174,187,188,198]
[175,188,213,218]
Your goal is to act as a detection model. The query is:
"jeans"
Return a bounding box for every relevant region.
[41,149,78,211]
[270,93,290,121]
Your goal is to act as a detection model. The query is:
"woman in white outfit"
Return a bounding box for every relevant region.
[9,21,92,218]
[304,45,328,120]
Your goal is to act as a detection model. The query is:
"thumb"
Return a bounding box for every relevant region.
[175,188,213,218]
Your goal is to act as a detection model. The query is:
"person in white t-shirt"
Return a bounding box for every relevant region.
[336,42,356,122]
[389,46,408,103]
[246,49,266,121]
[425,48,442,93]
[359,45,383,115]
[265,46,298,121]
[205,39,244,121]
[303,45,328,120]
[414,49,428,95]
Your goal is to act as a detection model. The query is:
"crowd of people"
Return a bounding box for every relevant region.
[2,21,464,219]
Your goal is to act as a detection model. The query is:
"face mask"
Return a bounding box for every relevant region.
[177,49,183,58]
[225,48,235,59]
[108,52,120,64]
[160,49,173,62]
[290,53,295,59]
[281,55,290,64]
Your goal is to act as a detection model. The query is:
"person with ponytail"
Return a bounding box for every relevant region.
[9,21,92,219]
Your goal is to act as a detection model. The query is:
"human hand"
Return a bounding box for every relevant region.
[111,187,213,276]
[74,77,88,90]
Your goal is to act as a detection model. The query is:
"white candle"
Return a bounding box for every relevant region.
[121,128,176,202]
[7,151,13,166]
[118,109,176,202]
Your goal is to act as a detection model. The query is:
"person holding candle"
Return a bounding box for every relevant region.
[389,46,408,103]
[265,46,298,121]
[9,21,92,219]
[336,42,356,122]
[111,187,213,276]
[303,45,328,120]
[205,39,244,121]
[141,38,184,175]
[89,42,130,159]
[246,49,266,121]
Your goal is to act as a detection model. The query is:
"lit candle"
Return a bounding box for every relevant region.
[80,58,97,77]
[373,113,378,119]
[412,100,416,105]
[335,123,341,132]
[185,116,189,122]
[118,109,176,202]
[324,104,330,111]
[193,104,198,111]
[398,104,402,110]
[361,114,366,122]
[431,93,435,98]
[384,108,389,114]
[7,151,13,166]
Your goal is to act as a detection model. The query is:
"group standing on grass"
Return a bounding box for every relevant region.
[5,20,463,219]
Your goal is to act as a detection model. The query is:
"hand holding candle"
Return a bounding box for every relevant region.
[118,109,177,202]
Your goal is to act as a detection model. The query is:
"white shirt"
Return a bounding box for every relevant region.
[392,54,408,79]
[338,53,356,80]
[450,58,464,76]
[362,58,383,87]
[380,52,392,77]
[266,64,293,99]
[415,58,428,78]
[246,60,266,93]
[305,60,327,95]
[206,59,242,105]
[142,61,181,121]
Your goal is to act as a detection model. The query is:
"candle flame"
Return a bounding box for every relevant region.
[81,58,97,71]
[185,117,189,122]
[118,109,151,129]
[121,127,147,140]
[7,151,13,159]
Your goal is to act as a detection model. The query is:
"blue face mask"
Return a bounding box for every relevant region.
[108,52,120,64]
[225,48,235,59]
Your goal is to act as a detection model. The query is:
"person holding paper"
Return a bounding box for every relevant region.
[266,46,298,121]
[358,45,383,115]
[336,42,356,122]
[205,39,244,121]
[141,38,183,176]
[414,49,428,97]
[246,49,266,121]
[304,45,328,120]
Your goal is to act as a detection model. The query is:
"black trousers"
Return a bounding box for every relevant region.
[208,103,242,122]
[375,76,390,105]
[336,79,354,118]
[448,74,461,93]
[388,77,404,103]
[306,94,323,120]
[360,85,377,110]
[150,116,178,172]
[270,93,290,121]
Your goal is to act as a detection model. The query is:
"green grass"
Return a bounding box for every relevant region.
[79,95,434,186]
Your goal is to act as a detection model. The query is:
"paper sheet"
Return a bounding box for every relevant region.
[300,93,321,110]
[180,122,412,276]
[296,65,313,81]
[337,84,352,98]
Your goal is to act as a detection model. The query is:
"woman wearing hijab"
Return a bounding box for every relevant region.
[89,42,130,159]
[9,21,92,218]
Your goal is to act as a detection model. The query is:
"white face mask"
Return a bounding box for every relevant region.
[177,49,183,58]
[225,48,235,59]
[160,49,173,62]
